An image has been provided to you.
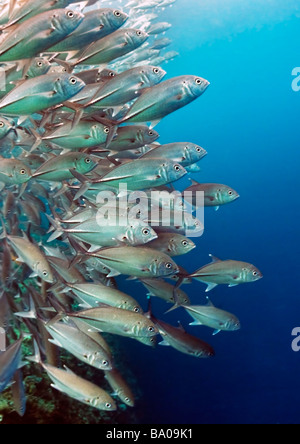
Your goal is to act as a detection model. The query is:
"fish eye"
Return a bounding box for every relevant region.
[148,130,154,136]
[174,164,181,172]
[253,271,258,276]
[148,326,155,332]
[85,158,91,164]
[114,10,121,17]
[136,30,143,36]
[104,127,110,134]
[125,397,130,403]
[102,360,109,367]
[0,121,4,127]
[69,77,77,85]
[195,78,202,85]
[134,307,140,313]
[66,11,74,18]
[228,190,233,196]
[166,262,173,269]
[42,271,48,277]
[196,147,201,152]
[143,228,150,236]
[181,240,189,247]
[37,61,43,67]
[153,68,160,74]
[20,169,26,175]
[105,403,112,408]
[109,71,115,77]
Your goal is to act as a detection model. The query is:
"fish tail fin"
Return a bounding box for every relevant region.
[15,295,37,319]
[27,339,42,365]
[0,216,7,240]
[164,276,185,315]
[68,237,90,267]
[46,213,64,243]
[62,101,84,129]
[52,58,75,73]
[69,169,91,200]
[28,127,42,152]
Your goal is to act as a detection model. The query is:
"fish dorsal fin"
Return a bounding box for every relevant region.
[206,296,215,307]
[190,179,199,186]
[63,365,76,376]
[177,321,186,333]
[209,254,221,263]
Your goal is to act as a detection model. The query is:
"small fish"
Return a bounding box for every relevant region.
[65,282,144,313]
[0,158,32,190]
[0,9,84,62]
[48,9,128,53]
[66,304,159,340]
[77,245,179,279]
[2,231,55,283]
[42,363,117,411]
[190,254,263,292]
[107,125,160,152]
[34,120,111,151]
[184,181,240,210]
[84,65,166,109]
[150,37,172,50]
[183,299,241,335]
[0,338,23,393]
[146,21,172,35]
[72,158,187,197]
[140,278,190,305]
[3,0,75,28]
[141,142,207,167]
[76,68,117,85]
[146,233,196,257]
[104,368,135,407]
[45,319,114,371]
[73,28,149,66]
[46,256,84,284]
[153,316,215,358]
[120,75,210,126]
[0,73,85,115]
[32,153,98,182]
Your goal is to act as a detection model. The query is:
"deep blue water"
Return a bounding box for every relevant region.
[117,0,300,425]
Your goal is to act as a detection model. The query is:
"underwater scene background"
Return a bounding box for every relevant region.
[119,0,300,425]
[0,0,299,425]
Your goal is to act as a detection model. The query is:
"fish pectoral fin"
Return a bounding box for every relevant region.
[15,257,25,263]
[63,365,76,376]
[98,174,135,183]
[209,254,222,263]
[189,321,203,326]
[48,338,63,348]
[50,383,64,394]
[150,119,161,129]
[228,283,239,288]
[107,269,121,278]
[159,339,170,346]
[29,271,38,278]
[205,283,218,292]
[213,329,221,336]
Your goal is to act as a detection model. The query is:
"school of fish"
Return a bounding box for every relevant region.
[0,0,263,419]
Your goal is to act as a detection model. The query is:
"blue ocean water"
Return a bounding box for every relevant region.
[118,0,300,425]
